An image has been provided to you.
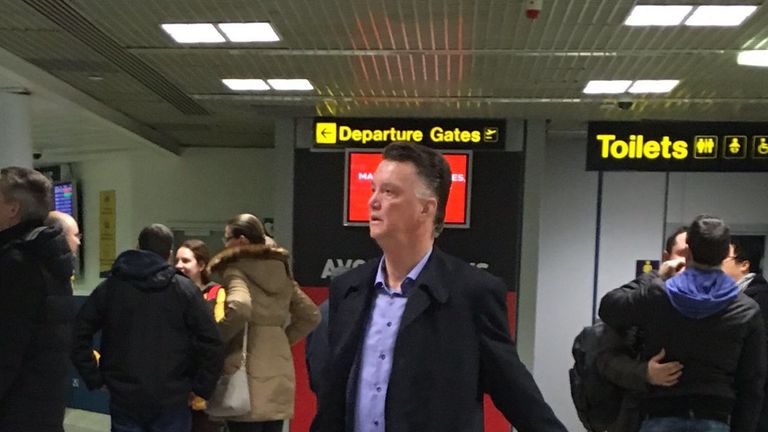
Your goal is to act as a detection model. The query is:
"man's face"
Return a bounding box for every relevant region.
[63,220,81,255]
[666,232,689,262]
[368,160,435,246]
[722,244,749,282]
[0,189,20,231]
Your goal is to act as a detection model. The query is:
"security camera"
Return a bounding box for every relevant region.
[33,152,42,160]
[616,100,634,111]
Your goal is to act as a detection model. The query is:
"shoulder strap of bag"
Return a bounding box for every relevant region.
[240,324,248,367]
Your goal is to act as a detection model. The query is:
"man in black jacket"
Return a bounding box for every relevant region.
[72,224,223,432]
[0,167,75,432]
[600,215,766,432]
[317,142,566,432]
[722,237,768,430]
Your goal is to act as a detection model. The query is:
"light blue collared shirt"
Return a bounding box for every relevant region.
[354,249,432,432]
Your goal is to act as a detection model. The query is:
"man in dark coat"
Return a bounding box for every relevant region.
[0,166,75,432]
[316,142,566,432]
[71,224,223,432]
[722,237,768,430]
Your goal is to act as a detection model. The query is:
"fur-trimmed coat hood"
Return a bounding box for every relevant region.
[207,243,320,422]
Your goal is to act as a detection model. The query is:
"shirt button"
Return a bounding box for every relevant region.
[376,386,382,392]
[386,322,392,327]
[379,353,386,360]
[374,421,379,426]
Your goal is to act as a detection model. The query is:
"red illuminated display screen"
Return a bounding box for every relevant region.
[345,151,471,227]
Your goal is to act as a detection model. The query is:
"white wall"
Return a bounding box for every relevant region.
[667,172,768,230]
[72,146,279,294]
[532,133,598,430]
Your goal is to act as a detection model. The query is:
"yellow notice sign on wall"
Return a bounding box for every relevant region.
[99,190,116,273]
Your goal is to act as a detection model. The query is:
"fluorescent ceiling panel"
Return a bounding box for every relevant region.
[222,79,270,91]
[217,22,280,42]
[685,5,758,26]
[267,79,314,91]
[161,23,225,43]
[738,50,768,67]
[583,80,632,94]
[628,80,680,93]
[624,5,693,26]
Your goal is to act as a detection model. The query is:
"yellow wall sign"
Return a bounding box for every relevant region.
[313,118,505,148]
[587,122,768,172]
[99,190,116,274]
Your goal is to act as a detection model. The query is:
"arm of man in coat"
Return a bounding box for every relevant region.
[598,272,659,330]
[731,311,767,432]
[70,283,107,390]
[0,259,44,399]
[477,276,567,432]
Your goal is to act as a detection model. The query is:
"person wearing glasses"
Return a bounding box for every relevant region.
[209,213,319,432]
[722,238,768,431]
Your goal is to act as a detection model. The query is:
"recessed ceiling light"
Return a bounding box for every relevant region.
[685,5,758,26]
[624,5,693,26]
[267,79,314,91]
[87,75,104,81]
[737,50,768,67]
[222,79,270,91]
[583,80,632,94]
[217,22,280,42]
[161,23,225,43]
[628,80,680,93]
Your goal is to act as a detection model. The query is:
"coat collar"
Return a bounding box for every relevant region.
[208,243,290,274]
[340,248,450,305]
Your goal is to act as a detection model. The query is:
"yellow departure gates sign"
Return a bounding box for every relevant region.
[587,122,768,172]
[313,118,506,149]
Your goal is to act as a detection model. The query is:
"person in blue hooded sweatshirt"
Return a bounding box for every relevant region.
[599,215,766,432]
[72,224,223,432]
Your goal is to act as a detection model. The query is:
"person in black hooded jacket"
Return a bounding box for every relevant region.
[0,166,75,432]
[71,224,223,432]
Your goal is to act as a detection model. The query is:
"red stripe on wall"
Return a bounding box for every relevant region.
[292,288,517,432]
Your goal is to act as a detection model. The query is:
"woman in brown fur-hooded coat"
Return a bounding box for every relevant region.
[208,214,320,432]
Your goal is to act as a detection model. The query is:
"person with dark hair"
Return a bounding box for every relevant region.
[722,238,768,430]
[209,213,319,432]
[0,166,75,432]
[71,224,223,432]
[600,215,766,432]
[316,142,566,432]
[176,239,227,432]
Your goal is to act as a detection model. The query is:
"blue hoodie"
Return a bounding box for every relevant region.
[665,267,740,319]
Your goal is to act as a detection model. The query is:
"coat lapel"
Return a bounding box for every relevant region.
[398,249,450,332]
[331,266,377,357]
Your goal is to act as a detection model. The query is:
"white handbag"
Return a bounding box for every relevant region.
[205,324,251,417]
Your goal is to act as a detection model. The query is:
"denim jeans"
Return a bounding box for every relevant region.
[640,417,729,432]
[111,405,192,432]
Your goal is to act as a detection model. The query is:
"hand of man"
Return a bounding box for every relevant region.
[659,258,686,280]
[646,348,683,386]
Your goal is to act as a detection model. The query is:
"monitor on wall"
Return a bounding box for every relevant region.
[344,149,472,228]
[53,181,78,218]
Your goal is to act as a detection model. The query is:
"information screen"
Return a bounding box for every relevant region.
[53,181,76,217]
[345,151,471,227]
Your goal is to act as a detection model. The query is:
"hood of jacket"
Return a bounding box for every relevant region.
[110,249,176,291]
[665,267,739,319]
[1,220,74,280]
[209,244,292,292]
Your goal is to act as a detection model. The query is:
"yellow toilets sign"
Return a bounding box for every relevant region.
[313,118,505,149]
[587,122,768,172]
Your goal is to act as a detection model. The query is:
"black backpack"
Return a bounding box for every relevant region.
[568,321,626,432]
